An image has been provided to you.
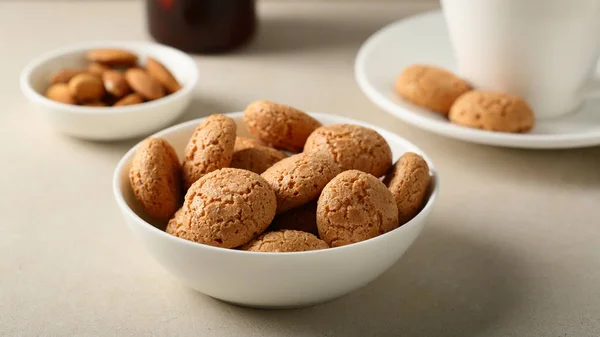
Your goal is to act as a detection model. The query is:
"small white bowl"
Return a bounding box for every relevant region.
[113,112,439,308]
[20,41,199,141]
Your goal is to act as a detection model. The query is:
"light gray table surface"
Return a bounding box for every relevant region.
[1,1,599,336]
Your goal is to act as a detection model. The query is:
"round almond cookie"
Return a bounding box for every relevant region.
[243,100,322,152]
[317,170,398,247]
[303,124,392,177]
[383,152,431,225]
[230,144,287,174]
[241,230,328,253]
[449,91,535,133]
[169,168,277,249]
[261,152,341,214]
[395,64,471,115]
[182,114,237,189]
[129,137,183,223]
[269,201,318,236]
[234,136,268,151]
[165,207,185,235]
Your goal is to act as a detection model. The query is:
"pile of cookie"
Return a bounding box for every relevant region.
[45,48,181,107]
[395,65,535,133]
[129,100,431,253]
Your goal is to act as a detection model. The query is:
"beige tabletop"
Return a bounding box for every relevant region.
[2,1,600,336]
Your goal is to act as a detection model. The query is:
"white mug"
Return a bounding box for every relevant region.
[440,0,600,119]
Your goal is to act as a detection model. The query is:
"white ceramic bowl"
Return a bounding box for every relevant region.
[20,41,199,141]
[113,112,439,308]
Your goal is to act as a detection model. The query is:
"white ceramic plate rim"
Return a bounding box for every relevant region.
[20,40,199,116]
[113,112,440,256]
[355,10,600,149]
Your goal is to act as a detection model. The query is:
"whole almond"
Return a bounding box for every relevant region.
[68,73,105,102]
[83,101,108,107]
[86,49,138,67]
[114,93,144,106]
[50,69,82,84]
[88,62,110,76]
[102,70,130,98]
[125,68,165,101]
[45,83,76,104]
[146,57,181,94]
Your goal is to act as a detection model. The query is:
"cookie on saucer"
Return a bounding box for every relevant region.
[395,64,471,115]
[449,90,535,133]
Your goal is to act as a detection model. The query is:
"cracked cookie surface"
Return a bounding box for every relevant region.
[167,168,276,248]
[129,137,183,223]
[234,137,268,151]
[449,90,535,133]
[241,230,328,252]
[182,114,236,189]
[303,124,392,177]
[165,207,185,235]
[384,152,430,225]
[261,152,341,214]
[395,64,471,115]
[243,100,321,152]
[317,170,398,247]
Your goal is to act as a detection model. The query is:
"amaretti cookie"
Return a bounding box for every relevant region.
[230,143,287,174]
[242,230,328,252]
[129,137,183,223]
[384,152,431,225]
[261,152,341,214]
[243,100,321,152]
[182,114,236,188]
[449,90,535,133]
[304,124,392,177]
[317,170,398,247]
[395,64,471,115]
[167,168,276,248]
[234,136,268,151]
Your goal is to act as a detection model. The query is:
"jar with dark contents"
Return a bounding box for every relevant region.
[146,0,257,54]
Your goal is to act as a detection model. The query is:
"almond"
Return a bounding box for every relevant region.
[102,70,130,98]
[88,62,110,76]
[83,101,108,107]
[45,83,76,104]
[68,73,105,102]
[125,68,165,101]
[86,49,138,67]
[146,57,182,94]
[114,93,144,107]
[50,69,82,84]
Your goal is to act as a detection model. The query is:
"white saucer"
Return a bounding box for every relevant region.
[355,10,600,149]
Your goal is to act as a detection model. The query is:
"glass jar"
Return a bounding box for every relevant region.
[146,0,257,54]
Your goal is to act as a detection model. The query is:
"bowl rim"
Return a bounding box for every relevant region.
[19,40,199,116]
[113,112,440,256]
